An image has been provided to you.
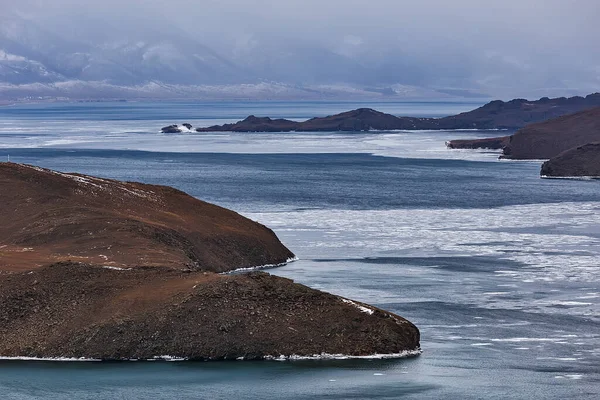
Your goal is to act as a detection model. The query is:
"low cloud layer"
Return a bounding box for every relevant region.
[1,0,599,98]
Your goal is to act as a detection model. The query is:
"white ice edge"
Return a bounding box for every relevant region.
[0,355,185,362]
[0,348,422,362]
[263,348,422,361]
[0,356,101,362]
[223,256,299,274]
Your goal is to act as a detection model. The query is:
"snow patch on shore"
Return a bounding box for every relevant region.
[340,298,375,315]
[102,266,132,271]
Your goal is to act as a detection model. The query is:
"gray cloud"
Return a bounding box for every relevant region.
[1,0,599,98]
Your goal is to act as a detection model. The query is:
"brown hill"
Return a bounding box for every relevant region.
[502,107,600,160]
[541,143,600,177]
[0,163,294,273]
[0,163,420,360]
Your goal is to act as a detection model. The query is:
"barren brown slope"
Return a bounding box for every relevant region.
[503,107,600,159]
[0,163,294,272]
[0,164,421,360]
[0,262,420,360]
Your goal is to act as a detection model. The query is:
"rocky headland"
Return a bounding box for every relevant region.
[502,107,600,160]
[162,93,600,133]
[432,92,600,132]
[448,106,600,159]
[541,143,600,178]
[0,163,420,360]
[446,97,600,156]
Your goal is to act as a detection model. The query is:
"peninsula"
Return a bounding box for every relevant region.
[0,163,420,360]
[162,93,600,133]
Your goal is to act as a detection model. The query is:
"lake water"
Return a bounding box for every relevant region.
[0,101,599,399]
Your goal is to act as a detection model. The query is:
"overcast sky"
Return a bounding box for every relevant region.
[2,0,599,97]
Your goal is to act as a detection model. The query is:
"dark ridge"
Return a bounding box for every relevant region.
[189,93,600,133]
[445,93,600,152]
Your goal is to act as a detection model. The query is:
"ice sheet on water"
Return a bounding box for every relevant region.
[243,201,600,282]
[0,116,504,161]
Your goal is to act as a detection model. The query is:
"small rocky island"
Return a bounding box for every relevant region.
[163,93,600,133]
[541,143,600,178]
[0,163,420,360]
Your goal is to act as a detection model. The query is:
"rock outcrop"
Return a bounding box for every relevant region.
[193,93,600,133]
[0,163,421,360]
[161,124,193,133]
[541,143,600,177]
[161,125,182,133]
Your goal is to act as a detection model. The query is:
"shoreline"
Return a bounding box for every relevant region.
[0,349,422,363]
[540,175,600,180]
[224,256,300,274]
